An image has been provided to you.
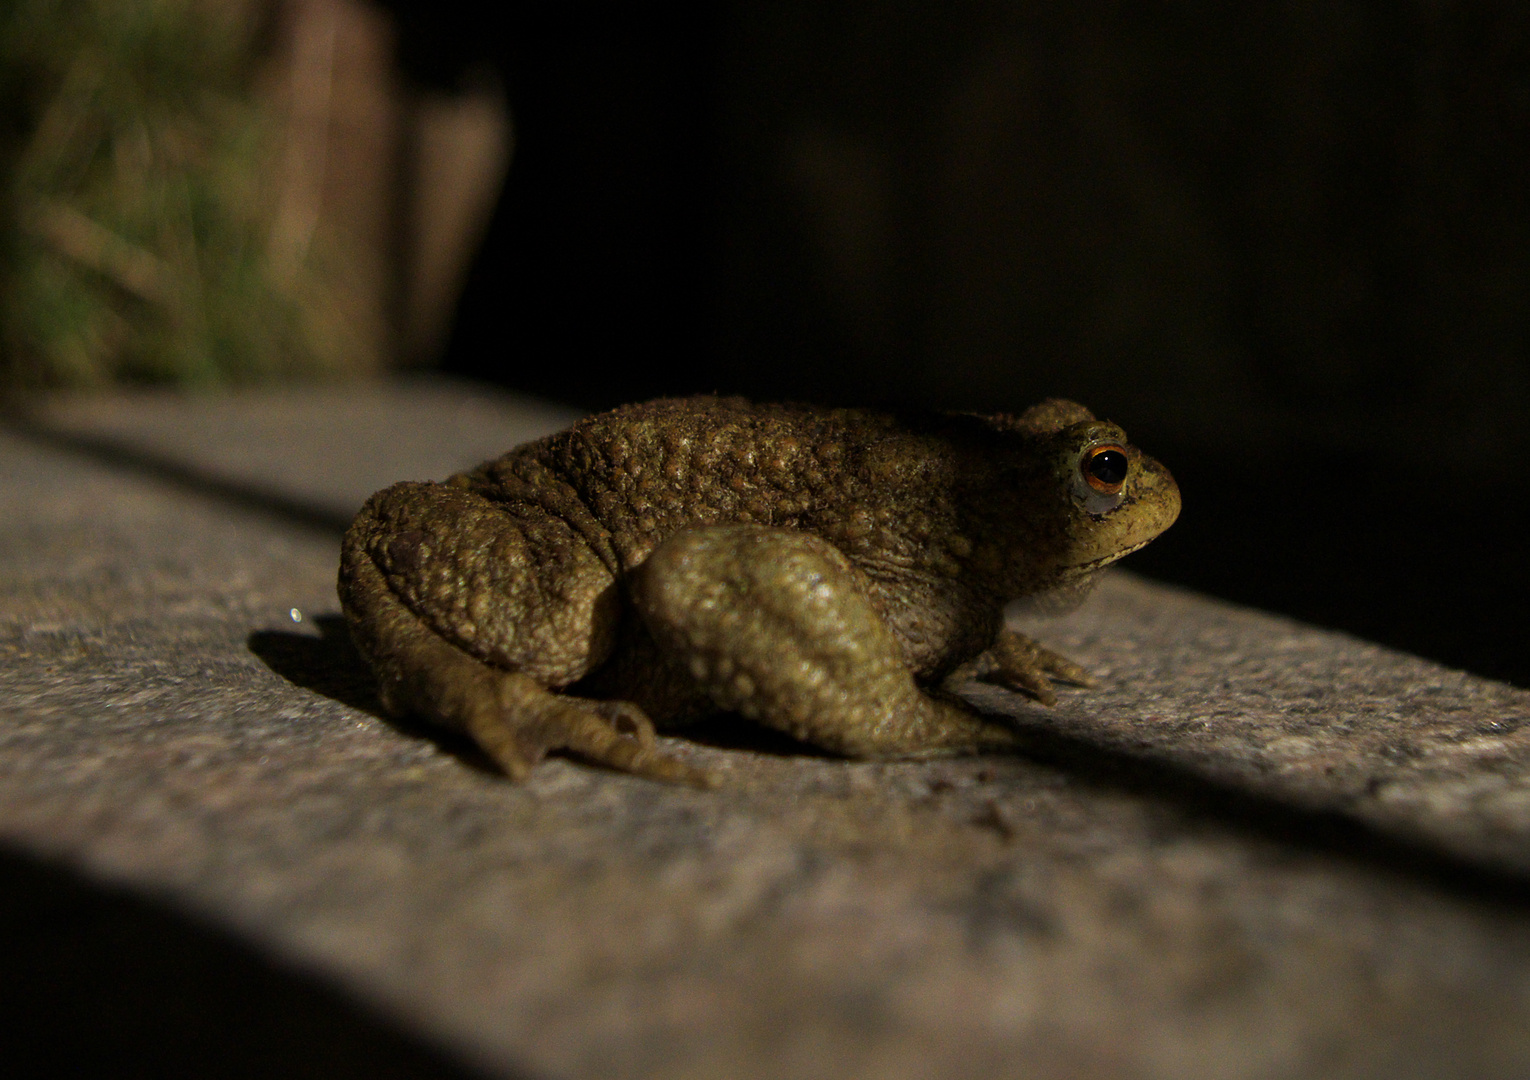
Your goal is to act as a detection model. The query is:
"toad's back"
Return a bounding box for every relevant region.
[452,396,953,575]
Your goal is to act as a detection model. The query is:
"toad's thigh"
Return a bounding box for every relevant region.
[630,524,1015,757]
[340,480,618,687]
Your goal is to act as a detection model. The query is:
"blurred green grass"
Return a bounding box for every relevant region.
[1,0,367,389]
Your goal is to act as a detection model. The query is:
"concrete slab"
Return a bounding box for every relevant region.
[17,377,582,524]
[3,382,1530,1079]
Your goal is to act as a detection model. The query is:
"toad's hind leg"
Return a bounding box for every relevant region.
[363,613,712,785]
[339,481,714,785]
[631,525,1023,759]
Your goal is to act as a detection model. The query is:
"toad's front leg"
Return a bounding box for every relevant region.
[631,524,1024,759]
[339,481,714,785]
[941,628,1097,707]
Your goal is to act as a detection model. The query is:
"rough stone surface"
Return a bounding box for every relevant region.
[3,383,1530,1078]
[18,378,582,523]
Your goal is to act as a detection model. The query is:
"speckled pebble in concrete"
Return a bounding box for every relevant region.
[3,385,1530,1080]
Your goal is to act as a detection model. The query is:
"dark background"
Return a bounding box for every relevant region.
[387,0,1530,688]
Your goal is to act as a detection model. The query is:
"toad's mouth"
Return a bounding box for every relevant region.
[1060,536,1155,575]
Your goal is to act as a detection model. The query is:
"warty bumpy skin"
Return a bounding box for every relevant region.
[337,395,1181,785]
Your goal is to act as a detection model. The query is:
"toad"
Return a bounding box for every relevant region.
[338,396,1179,784]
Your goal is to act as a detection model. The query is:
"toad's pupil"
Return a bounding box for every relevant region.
[1088,449,1128,485]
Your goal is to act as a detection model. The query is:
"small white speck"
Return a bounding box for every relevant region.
[290,608,303,623]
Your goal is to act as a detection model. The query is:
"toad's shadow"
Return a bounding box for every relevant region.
[248,615,380,716]
[248,616,502,775]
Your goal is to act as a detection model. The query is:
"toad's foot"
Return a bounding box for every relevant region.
[464,677,719,787]
[388,625,718,786]
[943,628,1096,708]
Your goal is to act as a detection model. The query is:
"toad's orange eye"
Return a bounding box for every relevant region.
[1083,444,1129,494]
